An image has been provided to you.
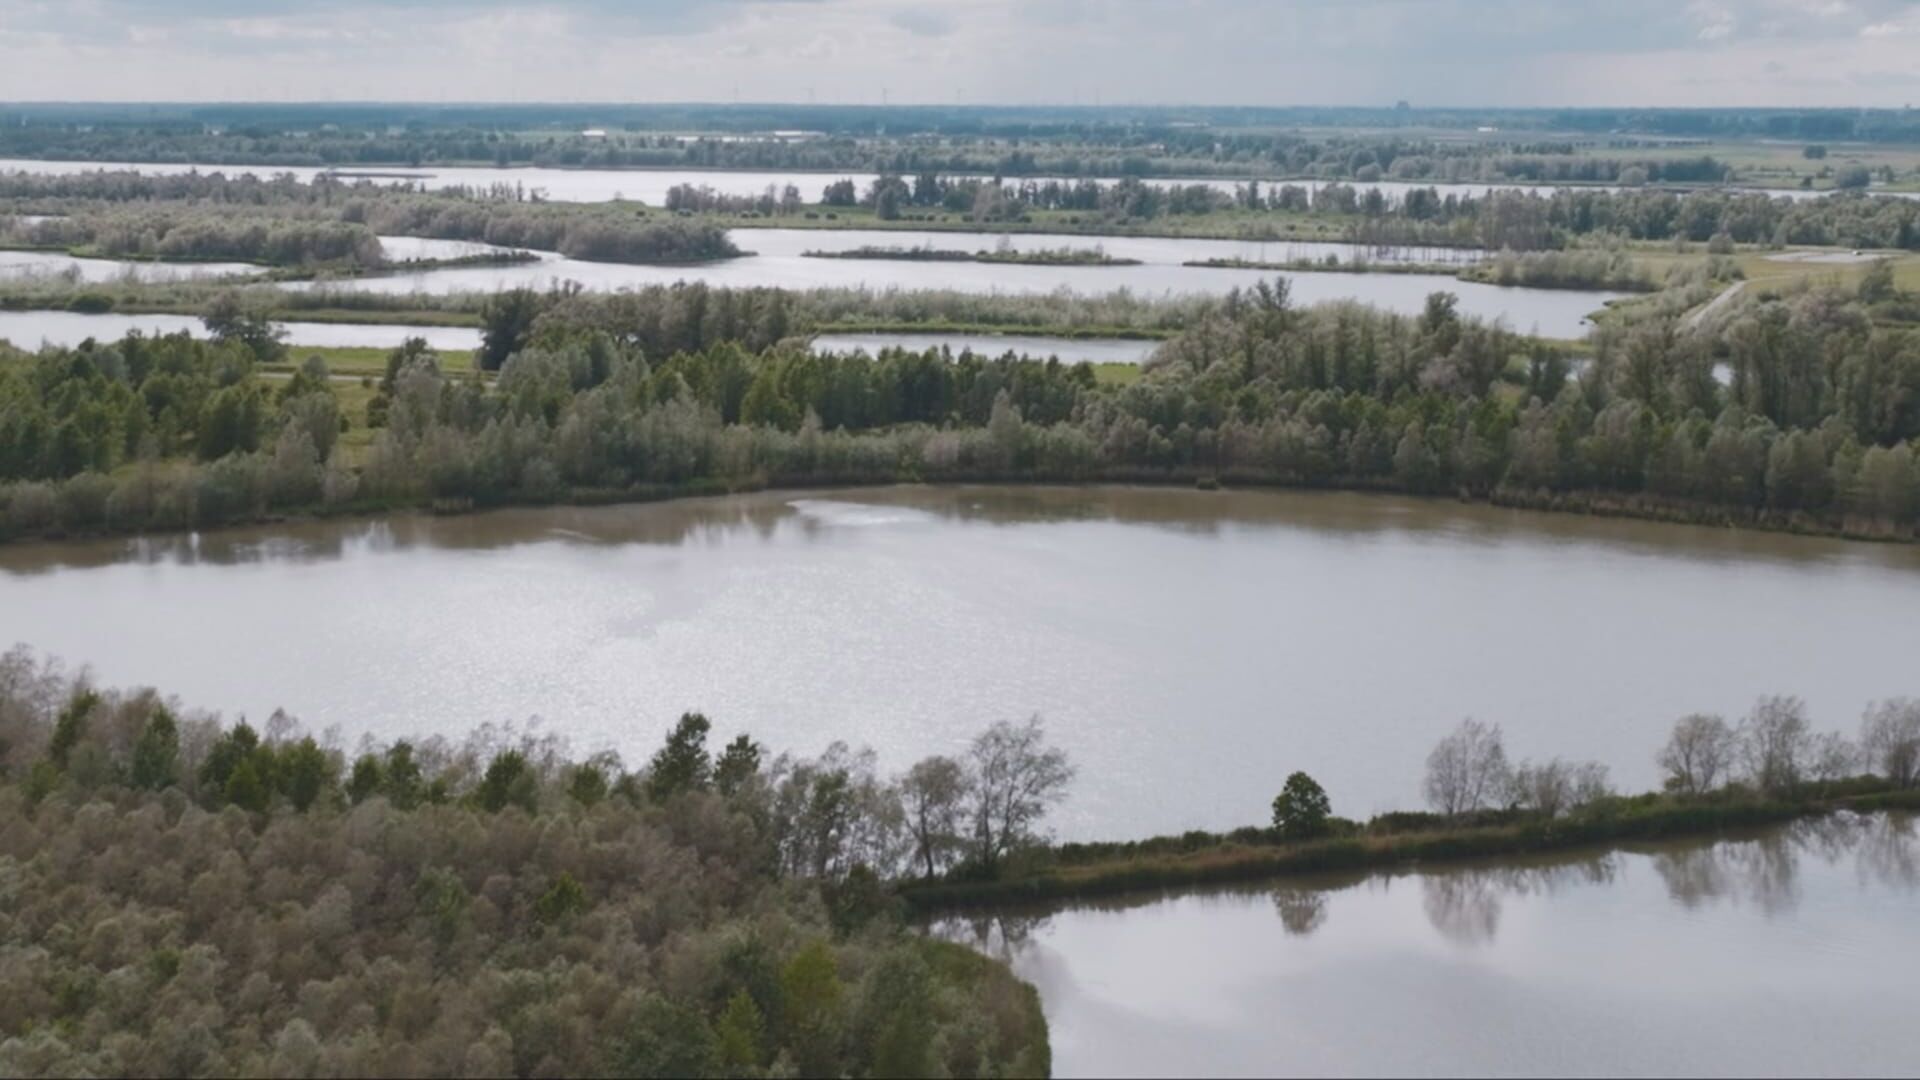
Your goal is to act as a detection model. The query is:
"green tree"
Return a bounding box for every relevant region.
[533,871,587,924]
[780,941,845,1078]
[345,753,383,804]
[128,707,180,791]
[567,759,611,806]
[713,991,765,1071]
[276,737,333,812]
[606,995,719,1080]
[713,734,762,797]
[197,720,261,798]
[47,689,99,770]
[476,288,542,372]
[474,749,538,814]
[647,713,712,801]
[1271,771,1332,841]
[202,290,286,362]
[224,757,270,813]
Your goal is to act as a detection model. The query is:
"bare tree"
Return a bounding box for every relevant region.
[1658,713,1736,794]
[1862,699,1920,788]
[899,755,972,879]
[969,717,1074,873]
[1739,696,1811,795]
[1424,718,1511,815]
[1807,731,1858,784]
[1509,758,1613,817]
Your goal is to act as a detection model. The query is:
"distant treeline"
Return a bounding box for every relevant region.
[1,103,1917,178]
[0,173,742,266]
[8,169,1918,255]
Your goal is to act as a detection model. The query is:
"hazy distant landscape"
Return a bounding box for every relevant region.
[4,3,1920,1077]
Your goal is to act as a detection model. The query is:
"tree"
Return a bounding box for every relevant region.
[1857,259,1897,304]
[1803,144,1828,160]
[1508,759,1609,817]
[476,288,541,372]
[606,995,718,1079]
[900,755,971,878]
[474,749,537,813]
[780,941,845,1077]
[128,707,179,791]
[1657,713,1736,794]
[1270,771,1332,841]
[1862,699,1920,788]
[1424,718,1510,815]
[713,991,765,1071]
[713,734,762,797]
[1833,165,1872,190]
[202,290,285,362]
[47,688,99,770]
[1739,695,1811,794]
[567,757,611,806]
[968,716,1074,872]
[647,713,712,801]
[276,737,332,812]
[532,872,587,924]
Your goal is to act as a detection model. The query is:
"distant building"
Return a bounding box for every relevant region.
[581,128,608,139]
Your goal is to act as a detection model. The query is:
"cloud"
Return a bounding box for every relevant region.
[0,0,1915,105]
[889,8,952,37]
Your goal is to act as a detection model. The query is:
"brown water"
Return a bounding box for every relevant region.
[940,813,1920,1077]
[3,486,1918,839]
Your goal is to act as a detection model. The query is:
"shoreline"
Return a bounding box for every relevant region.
[4,470,1916,552]
[901,786,1920,913]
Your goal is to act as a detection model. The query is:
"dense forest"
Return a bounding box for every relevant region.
[1,269,1917,543]
[0,649,1055,1077]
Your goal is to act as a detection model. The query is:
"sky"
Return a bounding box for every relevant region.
[1,0,1918,107]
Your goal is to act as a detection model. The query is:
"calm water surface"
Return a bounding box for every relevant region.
[307,227,1621,337]
[810,332,1160,365]
[943,813,1920,1077]
[3,486,1917,840]
[0,309,480,350]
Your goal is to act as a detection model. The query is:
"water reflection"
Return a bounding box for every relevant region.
[932,815,1920,1076]
[940,814,1919,953]
[11,486,1920,578]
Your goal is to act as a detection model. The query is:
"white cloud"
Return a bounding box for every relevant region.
[0,0,1914,105]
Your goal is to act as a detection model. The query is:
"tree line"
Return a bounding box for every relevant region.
[5,273,1920,544]
[0,172,742,266]
[0,647,1057,1077]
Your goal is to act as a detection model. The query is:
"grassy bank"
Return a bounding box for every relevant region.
[900,784,1920,911]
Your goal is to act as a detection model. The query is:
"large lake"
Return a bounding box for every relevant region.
[3,486,1916,840]
[944,812,1920,1077]
[303,227,1622,338]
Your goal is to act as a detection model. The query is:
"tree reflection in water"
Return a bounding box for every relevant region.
[929,812,1920,957]
[1418,853,1619,946]
[1652,811,1915,915]
[1270,886,1328,936]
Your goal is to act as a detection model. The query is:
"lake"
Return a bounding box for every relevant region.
[811,332,1161,365]
[306,227,1622,338]
[3,485,1916,841]
[0,309,480,351]
[942,812,1920,1077]
[0,248,256,284]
